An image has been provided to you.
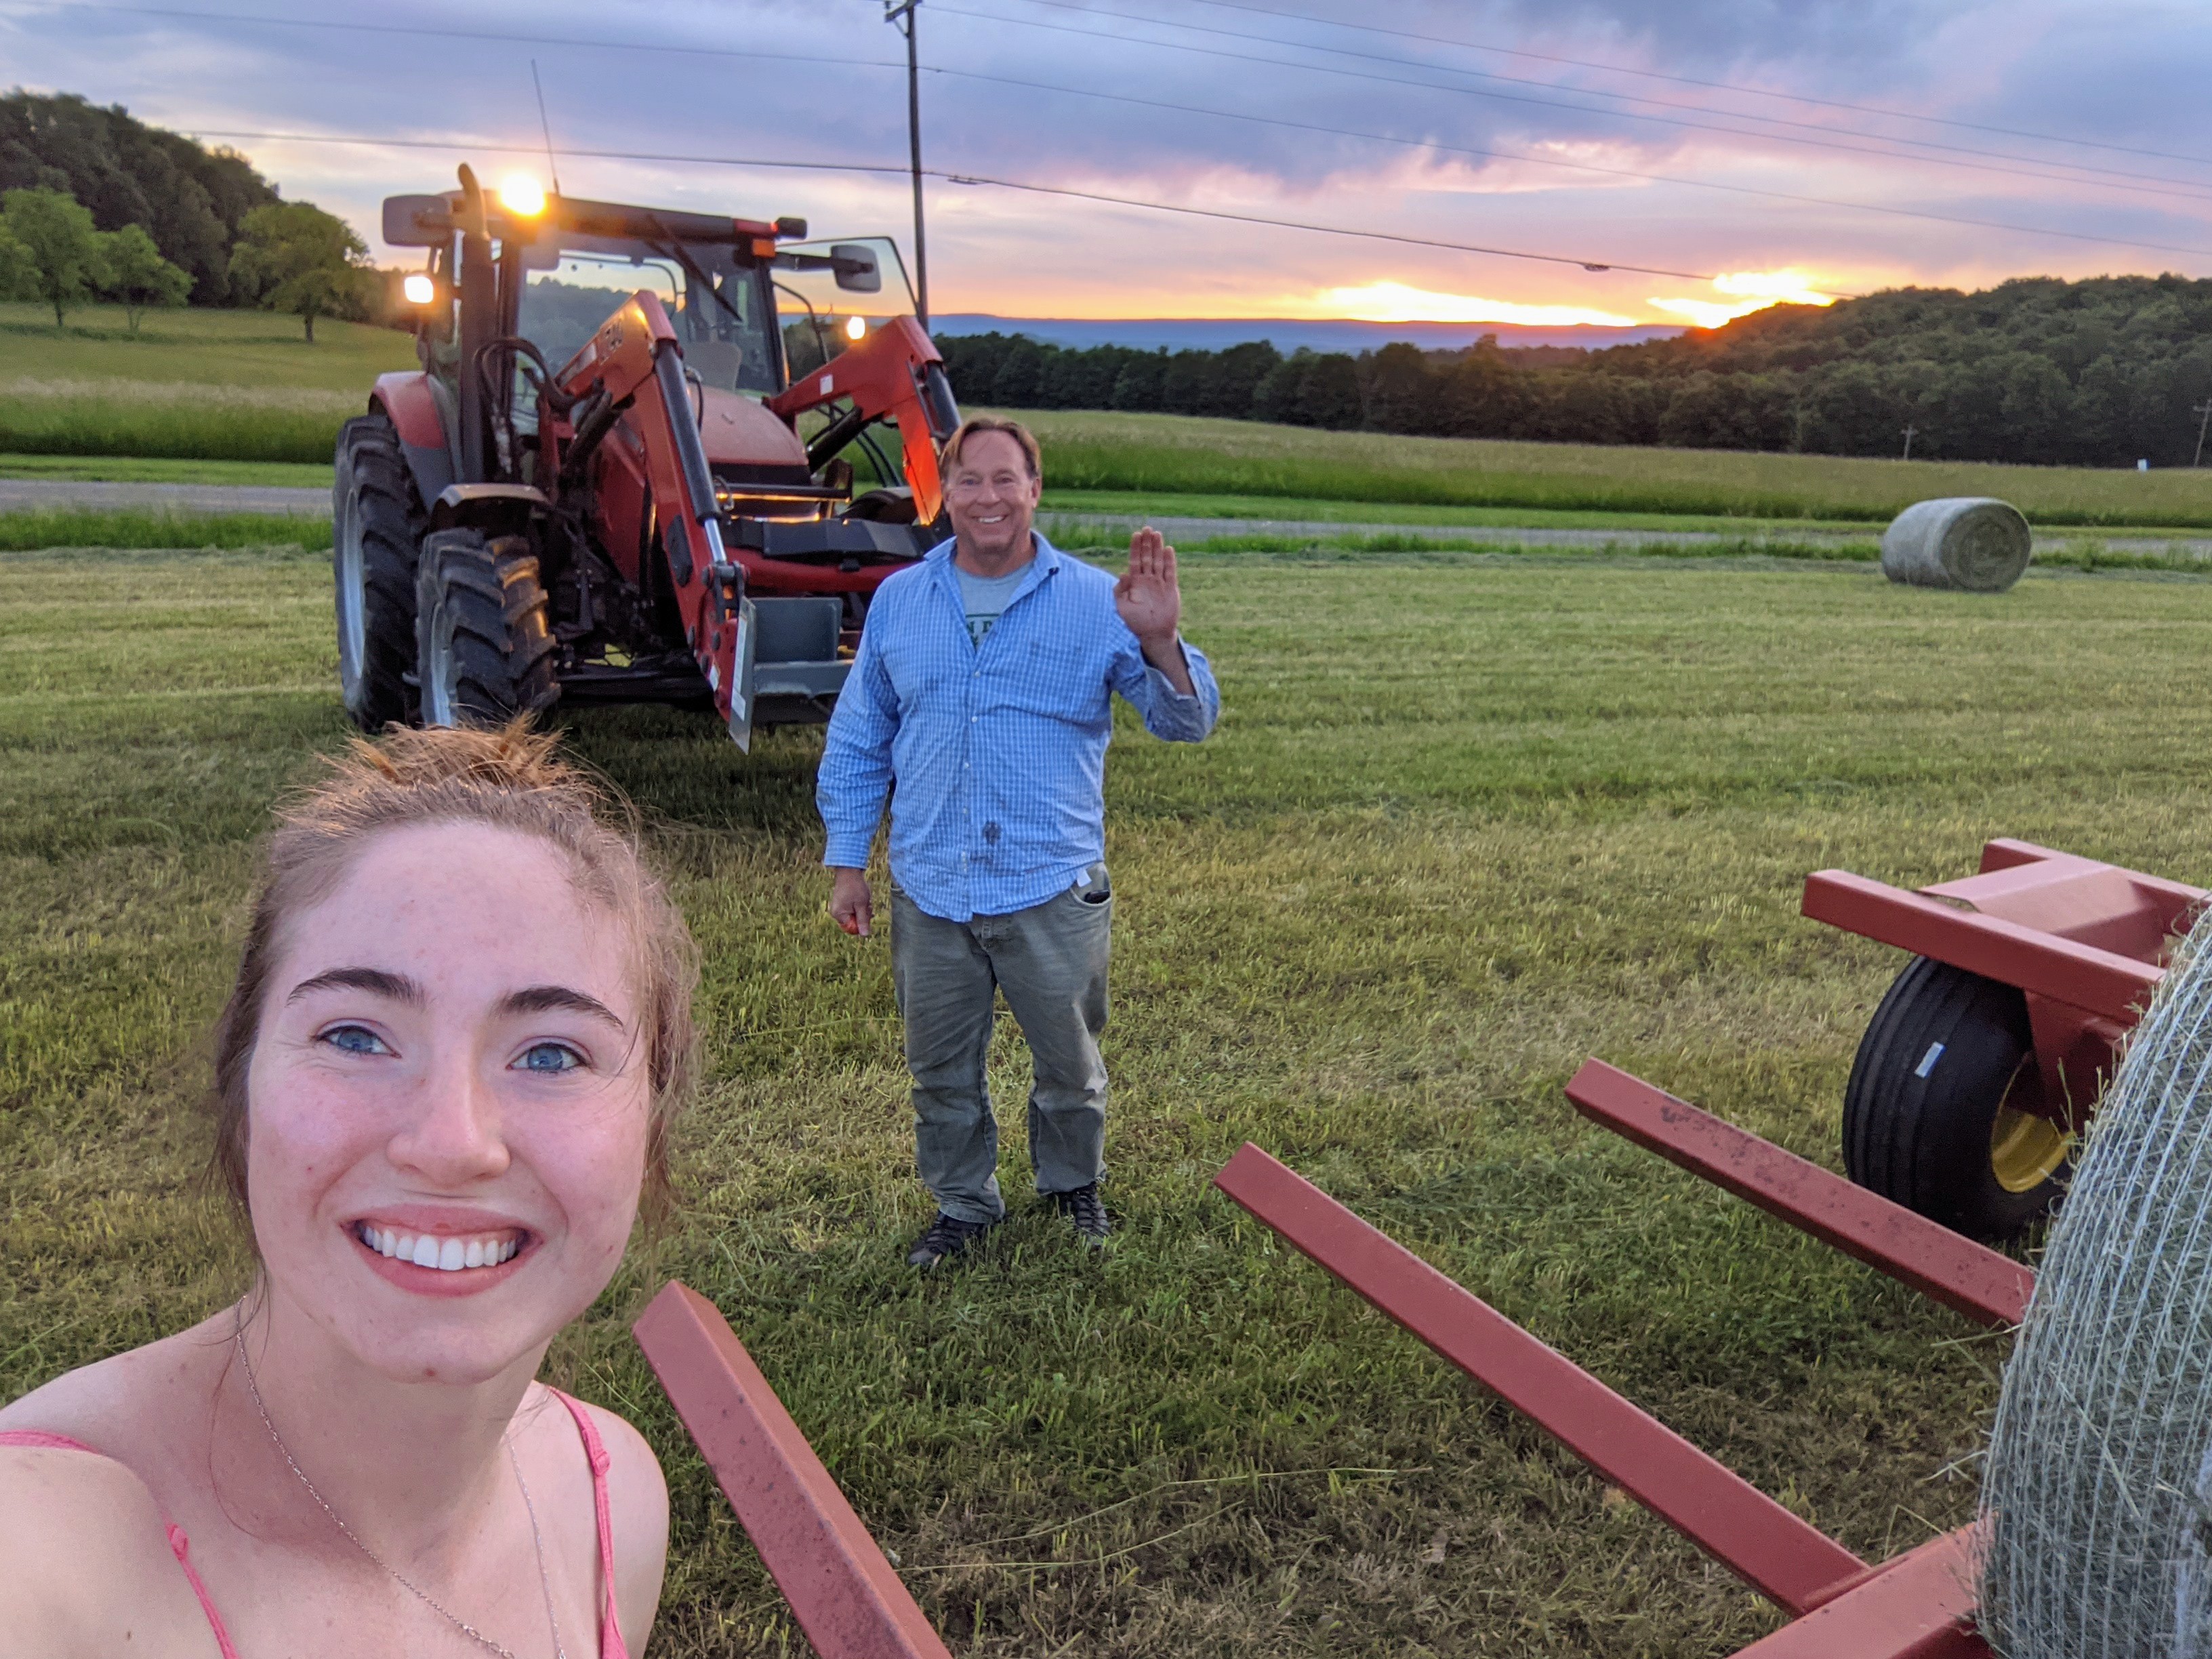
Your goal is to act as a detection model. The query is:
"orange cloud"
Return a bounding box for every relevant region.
[1307,281,1641,327]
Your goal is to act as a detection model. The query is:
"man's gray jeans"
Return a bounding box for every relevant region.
[890,869,1113,1224]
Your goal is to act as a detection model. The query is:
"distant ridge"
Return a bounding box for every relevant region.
[928,314,1686,354]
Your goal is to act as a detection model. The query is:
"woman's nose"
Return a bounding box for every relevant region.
[386,1046,511,1185]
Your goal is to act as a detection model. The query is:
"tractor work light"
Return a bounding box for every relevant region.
[497,173,547,217]
[402,272,436,305]
[843,315,867,342]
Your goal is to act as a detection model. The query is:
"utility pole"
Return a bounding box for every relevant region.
[1902,423,1916,462]
[886,0,928,327]
[2193,400,2211,468]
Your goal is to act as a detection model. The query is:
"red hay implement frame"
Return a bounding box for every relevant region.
[1213,1055,2028,1658]
[631,1283,952,1659]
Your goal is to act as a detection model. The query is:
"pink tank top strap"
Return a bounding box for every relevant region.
[545,1389,628,1659]
[0,1429,242,1659]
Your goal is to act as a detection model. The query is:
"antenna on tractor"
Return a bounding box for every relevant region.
[530,60,564,199]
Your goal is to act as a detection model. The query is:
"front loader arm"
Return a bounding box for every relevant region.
[555,290,759,744]
[766,316,960,524]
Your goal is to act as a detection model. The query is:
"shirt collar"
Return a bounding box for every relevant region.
[926,530,1063,598]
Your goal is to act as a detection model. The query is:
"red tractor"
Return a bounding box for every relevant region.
[335,165,960,748]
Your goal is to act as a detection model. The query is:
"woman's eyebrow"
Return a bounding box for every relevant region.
[497,985,628,1030]
[286,966,426,1005]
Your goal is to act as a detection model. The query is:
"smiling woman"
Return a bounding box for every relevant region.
[0,723,698,1659]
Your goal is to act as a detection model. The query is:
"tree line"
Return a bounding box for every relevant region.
[1,91,379,338]
[937,274,2212,469]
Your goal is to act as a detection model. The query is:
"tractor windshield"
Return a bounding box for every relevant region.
[517,241,782,395]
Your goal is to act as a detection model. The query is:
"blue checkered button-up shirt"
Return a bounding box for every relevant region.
[817,535,1220,922]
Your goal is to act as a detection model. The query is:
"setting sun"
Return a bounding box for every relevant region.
[1646,270,1837,329]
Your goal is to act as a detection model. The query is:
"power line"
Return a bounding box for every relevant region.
[928,1,2212,208]
[182,128,1714,278]
[933,171,1712,277]
[1155,0,2212,171]
[911,62,2212,263]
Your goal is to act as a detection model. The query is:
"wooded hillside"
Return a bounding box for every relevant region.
[0,91,280,304]
[940,275,2212,468]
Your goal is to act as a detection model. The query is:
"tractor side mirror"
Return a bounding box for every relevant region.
[831,243,882,293]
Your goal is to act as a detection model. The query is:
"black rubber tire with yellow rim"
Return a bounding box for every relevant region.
[1842,955,2070,1241]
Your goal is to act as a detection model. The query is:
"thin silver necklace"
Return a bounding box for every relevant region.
[232,1320,570,1659]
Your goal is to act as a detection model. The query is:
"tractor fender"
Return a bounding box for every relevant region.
[371,371,459,508]
[430,483,550,539]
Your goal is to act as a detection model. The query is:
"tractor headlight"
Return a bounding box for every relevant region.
[403,272,437,306]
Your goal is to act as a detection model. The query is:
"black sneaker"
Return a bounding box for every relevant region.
[906,1212,996,1271]
[1049,1183,1111,1246]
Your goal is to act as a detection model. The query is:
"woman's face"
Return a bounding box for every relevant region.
[244,822,651,1385]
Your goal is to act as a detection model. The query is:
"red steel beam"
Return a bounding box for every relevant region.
[632,1282,952,1659]
[1731,1525,1988,1658]
[1563,1061,2033,1329]
[1802,869,2161,1024]
[1213,1143,1867,1616]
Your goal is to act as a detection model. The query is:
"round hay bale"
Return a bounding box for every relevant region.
[1880,497,2031,592]
[1979,927,2212,1659]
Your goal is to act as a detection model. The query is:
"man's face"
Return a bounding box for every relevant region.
[945,430,1042,565]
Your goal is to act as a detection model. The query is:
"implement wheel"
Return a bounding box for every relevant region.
[332,412,424,729]
[414,529,558,728]
[1843,956,2069,1240]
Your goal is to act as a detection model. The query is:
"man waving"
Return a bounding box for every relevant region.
[817,416,1221,1270]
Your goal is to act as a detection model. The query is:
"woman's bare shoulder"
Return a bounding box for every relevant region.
[0,1316,222,1446]
[0,1442,220,1656]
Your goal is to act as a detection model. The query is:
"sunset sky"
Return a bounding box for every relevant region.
[5,0,2209,328]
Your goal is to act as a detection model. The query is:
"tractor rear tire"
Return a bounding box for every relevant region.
[414,529,559,728]
[1842,956,2068,1241]
[333,413,424,730]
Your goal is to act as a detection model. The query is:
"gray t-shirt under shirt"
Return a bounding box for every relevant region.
[957,561,1033,645]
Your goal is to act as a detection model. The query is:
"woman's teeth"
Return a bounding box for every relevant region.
[357,1224,521,1270]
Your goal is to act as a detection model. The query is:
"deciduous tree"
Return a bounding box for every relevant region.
[228,201,376,342]
[101,222,190,334]
[1,186,106,325]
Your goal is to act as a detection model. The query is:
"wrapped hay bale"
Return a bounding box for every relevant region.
[1980,926,2212,1658]
[1880,497,2031,592]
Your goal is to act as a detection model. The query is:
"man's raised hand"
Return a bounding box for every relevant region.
[1115,525,1182,647]
[1115,526,1195,695]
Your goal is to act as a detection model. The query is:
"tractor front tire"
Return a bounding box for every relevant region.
[414,529,559,729]
[1842,955,2068,1241]
[333,413,424,730]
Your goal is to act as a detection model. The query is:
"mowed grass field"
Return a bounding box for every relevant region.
[12,535,2212,1654]
[7,303,2212,532]
[0,302,412,462]
[1009,409,2212,528]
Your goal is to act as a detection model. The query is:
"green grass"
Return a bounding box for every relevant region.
[20,537,2212,1652]
[0,303,413,462]
[0,453,335,487]
[1004,408,2212,529]
[0,509,330,553]
[1043,489,1870,535]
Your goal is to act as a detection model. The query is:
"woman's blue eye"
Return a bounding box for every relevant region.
[516,1042,584,1073]
[320,1025,389,1055]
